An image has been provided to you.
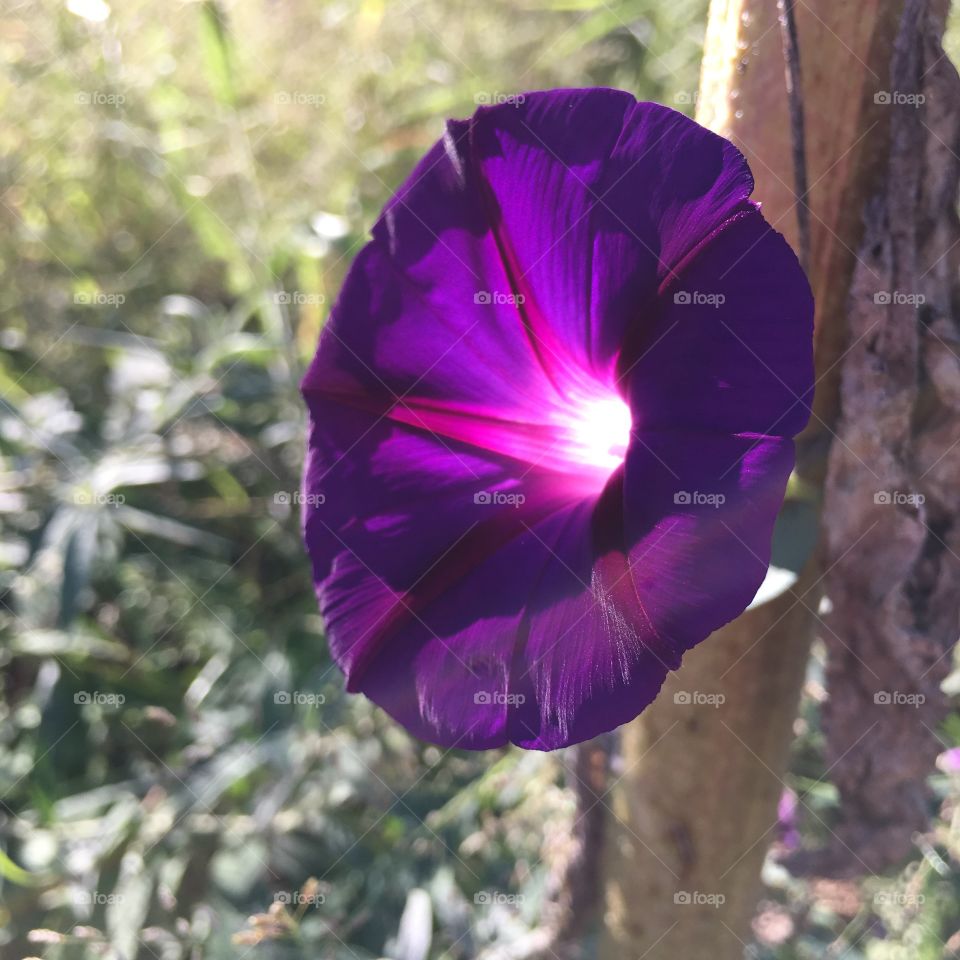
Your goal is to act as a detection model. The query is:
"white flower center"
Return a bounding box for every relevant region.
[564,392,632,475]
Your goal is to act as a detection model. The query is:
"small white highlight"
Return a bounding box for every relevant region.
[67,0,110,21]
[565,394,632,474]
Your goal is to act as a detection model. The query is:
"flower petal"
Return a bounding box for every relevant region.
[304,433,675,750]
[618,208,813,655]
[623,431,798,655]
[468,88,755,378]
[302,408,589,749]
[624,209,814,438]
[302,89,759,451]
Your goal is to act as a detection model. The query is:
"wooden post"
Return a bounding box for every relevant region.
[599,2,905,957]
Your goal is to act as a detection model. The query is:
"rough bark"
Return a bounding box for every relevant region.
[804,0,960,877]
[599,1,907,957]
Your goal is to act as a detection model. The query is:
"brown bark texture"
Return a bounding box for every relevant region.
[598,0,918,957]
[807,0,960,877]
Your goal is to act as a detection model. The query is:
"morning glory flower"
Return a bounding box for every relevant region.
[301,88,813,751]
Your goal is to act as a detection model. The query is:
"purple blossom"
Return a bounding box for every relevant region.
[937,747,960,773]
[777,787,801,851]
[301,88,814,751]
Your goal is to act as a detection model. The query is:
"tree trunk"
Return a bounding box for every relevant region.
[599,1,905,957]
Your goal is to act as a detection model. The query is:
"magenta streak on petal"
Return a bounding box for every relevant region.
[468,157,585,400]
[655,202,757,299]
[307,380,632,486]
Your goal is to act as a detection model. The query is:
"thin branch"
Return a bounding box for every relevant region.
[778,0,811,275]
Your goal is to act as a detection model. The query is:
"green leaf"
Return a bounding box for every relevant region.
[747,496,820,610]
[115,504,231,552]
[11,628,129,663]
[199,1,237,107]
[0,849,46,887]
[107,851,153,959]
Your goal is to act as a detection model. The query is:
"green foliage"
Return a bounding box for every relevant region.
[0,1,704,956]
[4,1,960,958]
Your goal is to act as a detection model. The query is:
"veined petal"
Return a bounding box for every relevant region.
[624,209,814,438]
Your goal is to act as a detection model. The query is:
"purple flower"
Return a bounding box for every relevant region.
[301,88,813,751]
[937,747,960,774]
[777,787,801,851]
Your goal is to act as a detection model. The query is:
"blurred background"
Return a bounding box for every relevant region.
[3,0,960,958]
